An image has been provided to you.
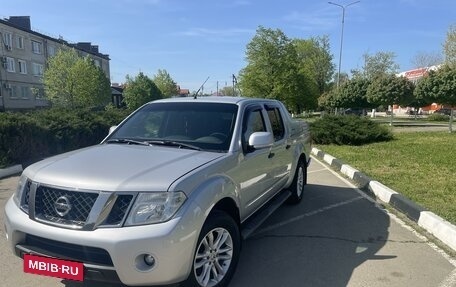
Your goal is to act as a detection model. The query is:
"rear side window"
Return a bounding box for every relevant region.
[266,107,285,141]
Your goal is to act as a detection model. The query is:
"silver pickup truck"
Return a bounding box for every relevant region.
[4,96,311,287]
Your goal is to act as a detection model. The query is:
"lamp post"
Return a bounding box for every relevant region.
[328,1,360,88]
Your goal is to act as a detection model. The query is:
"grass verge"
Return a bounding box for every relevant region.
[317,131,456,226]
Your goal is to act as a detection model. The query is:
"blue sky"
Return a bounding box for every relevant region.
[2,0,455,93]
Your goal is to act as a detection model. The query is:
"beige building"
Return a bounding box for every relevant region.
[0,16,110,111]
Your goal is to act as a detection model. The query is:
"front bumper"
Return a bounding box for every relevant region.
[4,196,203,286]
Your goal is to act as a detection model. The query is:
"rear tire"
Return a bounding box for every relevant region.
[287,160,306,204]
[183,211,240,287]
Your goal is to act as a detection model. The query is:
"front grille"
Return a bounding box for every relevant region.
[102,194,133,225]
[25,234,113,266]
[35,186,98,227]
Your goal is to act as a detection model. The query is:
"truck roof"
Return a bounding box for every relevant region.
[152,96,280,105]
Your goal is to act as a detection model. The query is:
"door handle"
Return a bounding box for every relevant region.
[285,144,291,150]
[268,152,275,159]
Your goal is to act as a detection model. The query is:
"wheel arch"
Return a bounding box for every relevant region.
[210,197,241,227]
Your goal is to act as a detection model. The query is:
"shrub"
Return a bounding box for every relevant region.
[310,115,393,145]
[427,113,450,122]
[0,108,130,168]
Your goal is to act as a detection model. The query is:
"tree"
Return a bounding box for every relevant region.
[336,77,372,109]
[443,24,456,69]
[415,66,456,132]
[123,72,162,110]
[153,69,179,98]
[218,86,240,97]
[352,51,400,79]
[318,89,339,111]
[411,51,443,68]
[71,57,111,107]
[44,49,111,108]
[294,36,335,94]
[239,26,318,113]
[366,74,415,125]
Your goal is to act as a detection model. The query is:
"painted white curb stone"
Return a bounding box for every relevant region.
[340,164,358,179]
[418,211,456,252]
[323,154,336,166]
[0,164,22,179]
[368,181,398,203]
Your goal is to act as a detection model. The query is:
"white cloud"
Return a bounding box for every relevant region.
[283,5,362,32]
[284,10,335,31]
[179,28,253,37]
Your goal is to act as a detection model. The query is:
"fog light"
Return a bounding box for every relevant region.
[135,253,157,271]
[144,254,155,266]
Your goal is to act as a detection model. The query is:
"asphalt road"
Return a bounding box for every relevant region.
[1,157,455,287]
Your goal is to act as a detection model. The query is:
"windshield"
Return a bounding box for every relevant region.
[108,102,238,152]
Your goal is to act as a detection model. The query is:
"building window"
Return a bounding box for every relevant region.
[32,40,43,54]
[9,86,18,99]
[94,59,101,67]
[16,35,24,49]
[6,57,15,72]
[32,63,44,76]
[20,86,30,99]
[3,32,13,50]
[48,45,56,57]
[18,59,27,74]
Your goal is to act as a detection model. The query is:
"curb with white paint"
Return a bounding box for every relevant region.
[311,147,456,253]
[0,164,22,179]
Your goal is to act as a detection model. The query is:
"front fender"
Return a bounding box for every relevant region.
[186,175,239,220]
[168,173,240,278]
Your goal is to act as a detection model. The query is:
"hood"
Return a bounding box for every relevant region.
[25,144,223,192]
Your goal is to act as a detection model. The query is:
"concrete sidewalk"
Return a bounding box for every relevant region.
[312,147,456,253]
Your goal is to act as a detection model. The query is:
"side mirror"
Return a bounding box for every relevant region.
[248,132,273,149]
[109,126,118,135]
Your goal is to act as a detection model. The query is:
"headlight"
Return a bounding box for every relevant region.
[125,191,187,226]
[13,174,28,208]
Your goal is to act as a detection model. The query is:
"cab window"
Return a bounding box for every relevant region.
[266,106,285,141]
[242,108,266,152]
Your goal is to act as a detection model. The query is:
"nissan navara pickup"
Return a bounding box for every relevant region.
[4,96,311,287]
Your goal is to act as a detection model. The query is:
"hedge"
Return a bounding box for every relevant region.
[0,108,130,168]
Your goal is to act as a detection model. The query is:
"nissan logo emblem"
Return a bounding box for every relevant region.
[54,196,72,217]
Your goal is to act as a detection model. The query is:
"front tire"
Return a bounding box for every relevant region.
[184,211,240,287]
[288,160,306,204]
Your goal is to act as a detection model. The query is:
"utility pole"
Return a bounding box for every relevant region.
[328,1,360,88]
[232,74,238,96]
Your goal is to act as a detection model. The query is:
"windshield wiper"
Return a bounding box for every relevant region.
[106,138,151,146]
[147,140,202,151]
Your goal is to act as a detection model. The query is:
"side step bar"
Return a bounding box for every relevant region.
[241,190,291,240]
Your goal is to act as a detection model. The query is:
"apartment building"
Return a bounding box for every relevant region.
[0,16,110,111]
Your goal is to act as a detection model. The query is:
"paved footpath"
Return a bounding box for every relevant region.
[311,147,456,254]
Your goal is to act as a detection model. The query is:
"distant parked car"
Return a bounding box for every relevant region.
[406,109,421,115]
[434,108,453,116]
[344,108,366,116]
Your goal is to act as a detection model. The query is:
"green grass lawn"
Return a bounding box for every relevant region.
[316,131,456,225]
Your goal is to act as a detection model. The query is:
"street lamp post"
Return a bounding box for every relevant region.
[328,1,360,88]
